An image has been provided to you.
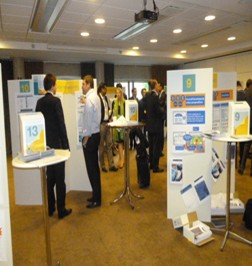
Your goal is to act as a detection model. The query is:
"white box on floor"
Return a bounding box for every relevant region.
[19,112,46,156]
[183,220,212,245]
[228,101,250,136]
[125,100,138,122]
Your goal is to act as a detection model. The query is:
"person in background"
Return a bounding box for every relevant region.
[138,88,147,122]
[80,75,102,208]
[97,82,118,173]
[158,82,167,157]
[239,79,252,175]
[35,73,72,219]
[129,87,139,150]
[112,87,125,168]
[236,80,247,167]
[144,79,165,173]
[116,83,127,99]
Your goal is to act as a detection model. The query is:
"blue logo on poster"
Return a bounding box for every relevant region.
[183,74,196,92]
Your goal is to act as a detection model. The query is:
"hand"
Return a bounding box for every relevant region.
[80,97,86,104]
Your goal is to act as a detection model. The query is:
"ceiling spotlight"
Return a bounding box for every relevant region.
[173,29,182,34]
[180,50,187,54]
[205,15,215,21]
[201,44,208,48]
[227,36,236,41]
[132,46,139,50]
[150,39,158,43]
[80,32,90,37]
[95,18,105,24]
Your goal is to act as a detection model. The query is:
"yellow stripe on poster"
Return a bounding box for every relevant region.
[57,80,81,94]
[107,86,116,95]
[213,73,218,89]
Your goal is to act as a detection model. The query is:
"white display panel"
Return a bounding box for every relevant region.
[0,64,13,265]
[167,68,213,222]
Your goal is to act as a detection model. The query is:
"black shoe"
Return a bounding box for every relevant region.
[87,197,94,202]
[153,168,164,173]
[109,166,118,172]
[102,167,108,172]
[86,202,101,209]
[58,208,72,219]
[238,169,244,175]
[139,183,149,189]
[49,207,55,217]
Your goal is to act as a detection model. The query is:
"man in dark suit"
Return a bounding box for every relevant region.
[129,87,139,149]
[35,73,72,219]
[144,79,165,173]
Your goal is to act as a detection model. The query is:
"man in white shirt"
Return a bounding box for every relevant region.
[80,75,102,208]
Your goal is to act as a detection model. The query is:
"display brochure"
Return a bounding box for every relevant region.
[19,112,46,156]
[211,148,225,182]
[169,158,183,184]
[125,100,138,122]
[180,176,210,211]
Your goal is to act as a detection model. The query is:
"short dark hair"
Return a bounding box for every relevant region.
[131,87,136,93]
[83,75,94,88]
[97,82,106,94]
[246,79,252,88]
[116,83,122,89]
[44,74,56,91]
[148,79,157,90]
[237,80,242,87]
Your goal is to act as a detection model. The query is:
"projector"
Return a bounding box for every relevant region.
[135,10,158,23]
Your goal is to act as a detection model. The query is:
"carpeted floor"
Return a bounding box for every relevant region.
[8,143,252,266]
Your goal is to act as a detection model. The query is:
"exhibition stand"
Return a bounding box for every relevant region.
[109,123,145,209]
[12,149,70,266]
[204,135,252,250]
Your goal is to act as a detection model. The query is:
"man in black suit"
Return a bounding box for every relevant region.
[144,79,165,173]
[35,74,72,219]
[129,87,139,149]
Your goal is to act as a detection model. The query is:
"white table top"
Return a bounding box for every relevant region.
[202,133,252,143]
[12,149,71,169]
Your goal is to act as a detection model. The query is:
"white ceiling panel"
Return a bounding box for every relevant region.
[0,0,252,65]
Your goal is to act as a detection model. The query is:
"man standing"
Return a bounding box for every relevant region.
[97,82,118,172]
[158,82,167,157]
[129,87,139,150]
[80,75,102,208]
[35,73,72,219]
[144,79,164,173]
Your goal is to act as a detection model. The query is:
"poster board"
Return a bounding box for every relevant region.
[0,64,13,265]
[167,68,213,222]
[8,78,91,205]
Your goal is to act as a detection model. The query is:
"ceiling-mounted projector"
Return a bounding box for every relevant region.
[135,10,158,23]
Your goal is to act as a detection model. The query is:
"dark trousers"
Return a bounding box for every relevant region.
[148,131,162,170]
[240,140,252,173]
[82,133,101,203]
[160,120,165,153]
[47,162,66,214]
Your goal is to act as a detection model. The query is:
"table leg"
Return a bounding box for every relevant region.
[40,167,52,266]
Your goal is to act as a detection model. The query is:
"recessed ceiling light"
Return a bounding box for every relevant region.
[80,32,90,37]
[201,44,208,48]
[173,29,182,34]
[132,46,139,50]
[180,50,187,54]
[205,15,215,21]
[227,36,236,41]
[95,18,105,24]
[150,39,158,43]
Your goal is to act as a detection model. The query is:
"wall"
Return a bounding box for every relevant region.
[44,63,81,78]
[114,65,151,82]
[183,51,252,87]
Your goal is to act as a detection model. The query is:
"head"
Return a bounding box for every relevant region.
[159,82,164,92]
[148,79,158,92]
[237,80,242,91]
[98,82,107,96]
[82,75,93,95]
[246,79,252,90]
[141,88,147,98]
[116,83,123,89]
[131,88,137,98]
[116,87,123,100]
[44,74,56,95]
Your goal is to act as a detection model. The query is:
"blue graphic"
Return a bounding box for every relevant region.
[187,111,205,124]
[183,74,196,92]
[185,95,205,107]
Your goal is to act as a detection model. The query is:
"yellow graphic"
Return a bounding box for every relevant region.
[187,78,192,89]
[130,110,138,121]
[234,116,249,135]
[57,80,81,94]
[29,129,46,152]
[213,73,218,89]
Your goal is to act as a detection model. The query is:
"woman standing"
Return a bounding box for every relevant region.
[112,87,125,168]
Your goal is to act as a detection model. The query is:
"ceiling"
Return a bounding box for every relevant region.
[0,0,252,66]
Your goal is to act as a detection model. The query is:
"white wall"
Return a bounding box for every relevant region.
[183,51,252,87]
[115,65,151,81]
